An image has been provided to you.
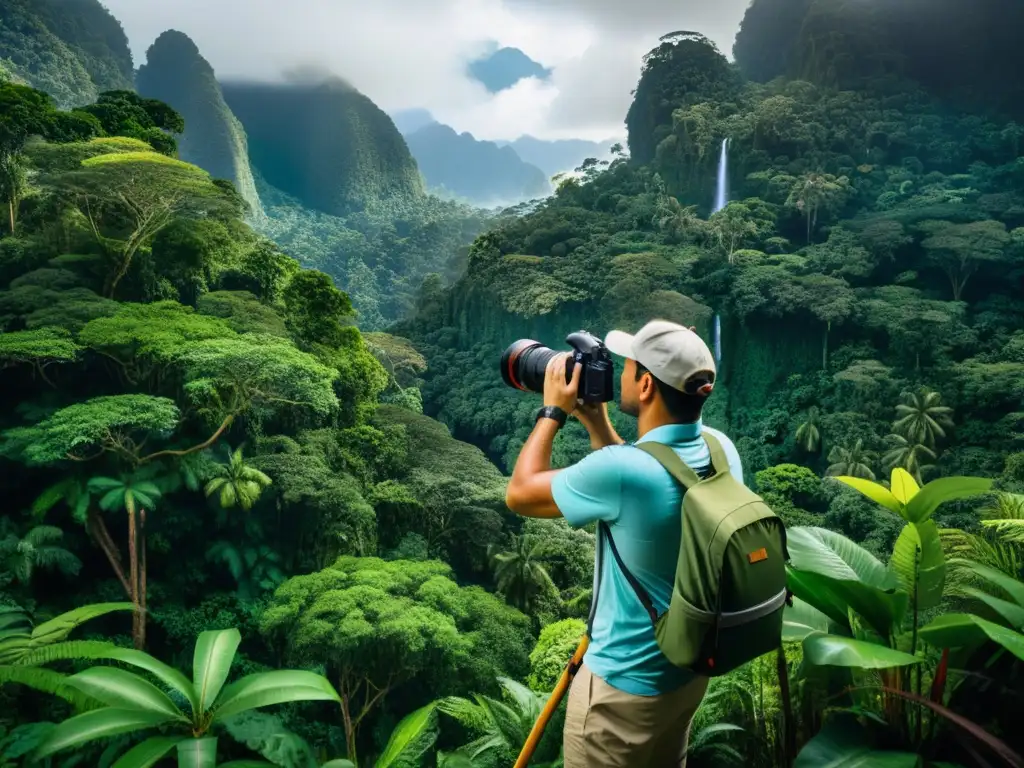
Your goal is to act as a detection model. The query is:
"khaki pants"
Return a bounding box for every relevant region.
[563,664,709,767]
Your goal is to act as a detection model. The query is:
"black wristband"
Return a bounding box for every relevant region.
[536,405,568,428]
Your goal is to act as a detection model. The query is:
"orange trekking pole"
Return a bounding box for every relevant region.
[513,635,589,768]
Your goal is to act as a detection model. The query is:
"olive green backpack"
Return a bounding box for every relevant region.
[600,432,790,677]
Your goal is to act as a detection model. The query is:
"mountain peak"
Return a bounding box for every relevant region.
[467,46,552,93]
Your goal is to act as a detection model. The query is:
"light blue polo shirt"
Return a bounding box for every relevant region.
[551,420,745,696]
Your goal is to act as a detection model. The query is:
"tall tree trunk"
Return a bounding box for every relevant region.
[127,499,141,649]
[139,508,148,650]
[7,198,14,235]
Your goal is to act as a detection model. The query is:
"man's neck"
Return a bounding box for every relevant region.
[637,406,699,440]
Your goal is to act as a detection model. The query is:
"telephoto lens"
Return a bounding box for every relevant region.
[500,340,560,394]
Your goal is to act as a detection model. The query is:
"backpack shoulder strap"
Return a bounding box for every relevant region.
[634,441,702,489]
[699,431,732,476]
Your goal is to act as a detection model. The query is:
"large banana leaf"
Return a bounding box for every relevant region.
[786,527,907,638]
[194,628,240,713]
[376,702,439,768]
[211,670,341,721]
[919,613,1024,662]
[889,521,945,611]
[904,477,993,524]
[33,707,180,759]
[794,718,922,767]
[109,736,181,768]
[802,633,922,669]
[783,596,831,642]
[66,667,188,720]
[960,587,1024,629]
[950,559,1024,606]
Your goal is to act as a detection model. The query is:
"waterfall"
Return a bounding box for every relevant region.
[711,138,729,364]
[712,137,730,214]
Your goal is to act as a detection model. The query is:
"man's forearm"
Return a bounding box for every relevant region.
[505,417,563,518]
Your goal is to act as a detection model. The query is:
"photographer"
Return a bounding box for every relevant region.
[505,319,745,768]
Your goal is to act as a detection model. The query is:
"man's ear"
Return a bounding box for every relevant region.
[638,372,656,403]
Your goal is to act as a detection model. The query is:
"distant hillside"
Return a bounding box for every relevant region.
[221,78,423,217]
[498,136,619,177]
[0,0,134,107]
[136,30,263,220]
[468,45,551,93]
[405,122,550,206]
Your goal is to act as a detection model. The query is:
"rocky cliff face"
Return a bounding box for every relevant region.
[135,30,264,221]
[221,78,424,217]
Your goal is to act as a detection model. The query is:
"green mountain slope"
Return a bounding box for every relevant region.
[221,78,424,217]
[135,30,263,220]
[0,0,133,107]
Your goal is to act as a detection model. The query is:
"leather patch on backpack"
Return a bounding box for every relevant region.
[748,547,768,564]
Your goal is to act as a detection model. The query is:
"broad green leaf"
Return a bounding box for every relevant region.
[218,763,278,767]
[961,587,1024,629]
[919,613,1024,662]
[794,718,922,767]
[377,702,439,768]
[783,596,831,642]
[175,736,217,768]
[110,736,181,768]
[320,762,356,768]
[833,477,904,517]
[788,568,907,639]
[889,469,919,506]
[66,667,187,720]
[803,633,922,669]
[904,477,993,524]
[193,628,240,713]
[787,527,898,590]
[211,670,341,721]
[33,708,179,758]
[67,646,198,713]
[889,521,945,611]
[950,559,1024,606]
[30,603,134,644]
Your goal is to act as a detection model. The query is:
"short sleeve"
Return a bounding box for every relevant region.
[551,446,624,528]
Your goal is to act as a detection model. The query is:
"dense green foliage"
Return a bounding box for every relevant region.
[136,31,263,219]
[221,79,424,218]
[3,1,1024,766]
[0,0,133,108]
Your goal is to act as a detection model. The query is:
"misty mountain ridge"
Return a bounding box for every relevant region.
[467,44,552,93]
[404,122,551,207]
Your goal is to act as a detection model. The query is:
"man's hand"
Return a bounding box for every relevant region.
[544,353,581,414]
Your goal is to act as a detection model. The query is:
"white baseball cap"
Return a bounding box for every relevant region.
[605,319,716,394]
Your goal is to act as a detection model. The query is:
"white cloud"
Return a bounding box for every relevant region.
[101,0,748,142]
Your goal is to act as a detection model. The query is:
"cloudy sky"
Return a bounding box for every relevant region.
[102,0,751,143]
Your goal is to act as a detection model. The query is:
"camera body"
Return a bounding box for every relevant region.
[500,330,615,404]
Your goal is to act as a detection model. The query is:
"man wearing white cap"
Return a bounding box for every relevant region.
[505,319,745,768]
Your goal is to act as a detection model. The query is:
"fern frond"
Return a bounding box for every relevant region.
[0,665,101,710]
[17,640,120,667]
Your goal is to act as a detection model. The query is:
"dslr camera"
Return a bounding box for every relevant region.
[500,331,615,403]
